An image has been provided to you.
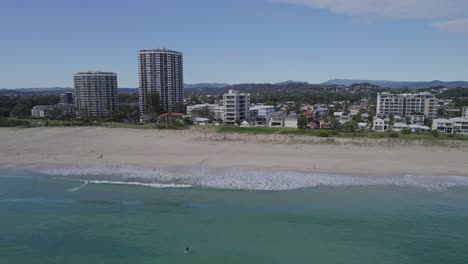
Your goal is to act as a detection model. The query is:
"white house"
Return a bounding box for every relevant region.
[284,114,298,128]
[432,118,454,134]
[392,122,409,131]
[193,117,210,126]
[339,115,352,125]
[372,118,389,132]
[431,117,468,135]
[451,117,468,135]
[31,104,73,118]
[269,112,287,127]
[358,122,369,130]
[408,124,431,133]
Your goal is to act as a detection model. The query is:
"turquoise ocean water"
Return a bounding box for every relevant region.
[1,169,468,264]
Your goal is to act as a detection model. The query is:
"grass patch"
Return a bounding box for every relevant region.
[217,126,468,141]
[0,118,30,127]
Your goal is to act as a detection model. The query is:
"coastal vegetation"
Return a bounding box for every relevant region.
[216,126,468,141]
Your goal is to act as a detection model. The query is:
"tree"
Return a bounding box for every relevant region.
[235,119,241,126]
[11,104,30,117]
[352,112,362,122]
[401,128,411,135]
[341,121,358,132]
[48,107,63,120]
[145,92,163,114]
[297,115,308,129]
[405,116,411,125]
[388,114,395,126]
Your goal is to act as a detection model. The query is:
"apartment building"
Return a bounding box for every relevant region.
[377,92,438,120]
[186,103,214,115]
[74,71,119,117]
[222,90,250,125]
[60,92,73,104]
[138,48,183,116]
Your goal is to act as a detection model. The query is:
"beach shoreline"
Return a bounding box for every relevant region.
[1,127,467,179]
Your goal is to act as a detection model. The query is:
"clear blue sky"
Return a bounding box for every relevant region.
[1,0,467,88]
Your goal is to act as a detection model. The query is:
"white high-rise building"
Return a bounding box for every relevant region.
[138,48,184,116]
[376,92,438,120]
[74,71,119,117]
[222,90,250,125]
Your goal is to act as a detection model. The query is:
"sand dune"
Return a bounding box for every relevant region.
[0,127,467,177]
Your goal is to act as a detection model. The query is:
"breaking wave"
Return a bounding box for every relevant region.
[32,164,468,191]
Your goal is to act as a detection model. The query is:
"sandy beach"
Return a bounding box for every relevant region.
[0,126,467,177]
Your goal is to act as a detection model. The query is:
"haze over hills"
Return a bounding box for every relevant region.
[323,79,468,89]
[184,83,229,89]
[2,79,468,95]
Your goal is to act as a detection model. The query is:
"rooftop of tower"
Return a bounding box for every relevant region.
[74,71,117,76]
[138,48,182,55]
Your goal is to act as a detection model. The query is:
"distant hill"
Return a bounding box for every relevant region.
[274,80,310,85]
[184,83,229,89]
[324,79,468,89]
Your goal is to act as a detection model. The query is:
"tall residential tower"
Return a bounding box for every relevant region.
[138,48,184,117]
[74,71,119,117]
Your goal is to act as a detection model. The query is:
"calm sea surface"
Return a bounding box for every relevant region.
[1,170,468,264]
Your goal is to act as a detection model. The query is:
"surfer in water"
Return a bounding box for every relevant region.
[185,247,190,254]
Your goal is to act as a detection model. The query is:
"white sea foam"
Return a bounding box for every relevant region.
[67,181,89,192]
[34,164,468,191]
[86,180,192,189]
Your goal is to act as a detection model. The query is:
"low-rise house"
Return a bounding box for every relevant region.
[432,118,454,134]
[349,106,361,116]
[320,119,333,129]
[193,117,210,126]
[333,112,343,118]
[408,124,431,133]
[159,113,185,125]
[358,122,369,130]
[307,121,320,129]
[240,120,250,127]
[361,113,370,120]
[303,111,313,119]
[269,111,287,127]
[432,117,468,135]
[410,114,425,125]
[339,115,352,125]
[451,117,468,135]
[392,123,409,131]
[31,104,74,118]
[373,118,389,132]
[284,113,298,128]
[250,105,275,127]
[314,107,328,118]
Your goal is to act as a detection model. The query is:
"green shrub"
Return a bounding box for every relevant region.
[318,132,329,137]
[431,130,439,137]
[387,131,400,138]
[0,118,30,127]
[401,128,411,135]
